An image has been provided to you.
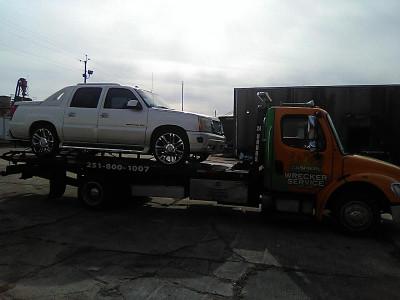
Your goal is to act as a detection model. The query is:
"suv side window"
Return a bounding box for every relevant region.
[104,88,137,109]
[70,87,102,108]
[281,115,326,150]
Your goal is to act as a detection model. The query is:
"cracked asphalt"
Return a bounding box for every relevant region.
[1,146,400,299]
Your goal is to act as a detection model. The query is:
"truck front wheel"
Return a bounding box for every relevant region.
[333,192,380,236]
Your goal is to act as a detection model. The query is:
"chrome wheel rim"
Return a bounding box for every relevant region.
[341,201,372,230]
[154,133,185,164]
[31,128,55,153]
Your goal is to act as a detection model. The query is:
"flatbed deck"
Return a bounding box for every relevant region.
[1,150,258,208]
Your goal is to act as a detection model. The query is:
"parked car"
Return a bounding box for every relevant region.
[8,83,226,165]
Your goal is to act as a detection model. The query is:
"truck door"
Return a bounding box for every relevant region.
[63,87,103,143]
[268,109,332,194]
[97,87,148,149]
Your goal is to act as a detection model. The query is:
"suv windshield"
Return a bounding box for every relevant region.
[137,90,171,109]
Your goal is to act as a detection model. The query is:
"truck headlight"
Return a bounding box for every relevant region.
[391,183,400,197]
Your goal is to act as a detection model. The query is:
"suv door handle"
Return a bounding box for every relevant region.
[100,113,109,118]
[67,112,76,117]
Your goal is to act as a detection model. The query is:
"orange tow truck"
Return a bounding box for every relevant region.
[2,92,400,235]
[259,92,400,235]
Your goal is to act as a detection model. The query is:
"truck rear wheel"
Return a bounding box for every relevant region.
[333,192,380,236]
[30,124,59,156]
[78,176,109,209]
[48,171,66,200]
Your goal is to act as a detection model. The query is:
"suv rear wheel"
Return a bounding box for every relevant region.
[30,124,59,156]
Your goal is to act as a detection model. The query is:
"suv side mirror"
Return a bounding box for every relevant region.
[127,99,141,109]
[307,115,317,153]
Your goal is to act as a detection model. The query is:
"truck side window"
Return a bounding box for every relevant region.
[70,88,102,108]
[104,88,138,109]
[281,115,326,151]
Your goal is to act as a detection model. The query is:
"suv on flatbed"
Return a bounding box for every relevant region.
[8,83,226,165]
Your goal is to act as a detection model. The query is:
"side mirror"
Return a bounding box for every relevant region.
[307,115,317,153]
[127,99,140,109]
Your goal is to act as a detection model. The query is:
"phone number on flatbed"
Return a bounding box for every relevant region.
[85,162,150,172]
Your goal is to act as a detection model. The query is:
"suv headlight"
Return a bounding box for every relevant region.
[391,183,400,197]
[211,120,224,135]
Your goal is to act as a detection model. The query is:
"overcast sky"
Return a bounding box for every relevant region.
[1,0,399,116]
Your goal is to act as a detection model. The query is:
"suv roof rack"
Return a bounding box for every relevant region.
[281,100,315,108]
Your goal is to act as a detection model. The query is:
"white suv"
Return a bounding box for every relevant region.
[9,83,226,165]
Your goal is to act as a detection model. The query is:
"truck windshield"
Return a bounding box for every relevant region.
[137,90,171,109]
[327,113,345,155]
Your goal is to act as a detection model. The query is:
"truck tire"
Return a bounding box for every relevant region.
[333,192,380,236]
[30,124,59,156]
[78,176,109,210]
[152,128,189,165]
[48,171,66,200]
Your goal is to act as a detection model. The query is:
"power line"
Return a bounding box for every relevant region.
[0,18,84,57]
[1,27,82,64]
[0,16,86,80]
[0,43,79,72]
[0,15,131,84]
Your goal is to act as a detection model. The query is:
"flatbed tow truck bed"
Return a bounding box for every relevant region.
[1,150,259,209]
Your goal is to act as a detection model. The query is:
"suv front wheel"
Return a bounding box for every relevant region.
[152,128,189,165]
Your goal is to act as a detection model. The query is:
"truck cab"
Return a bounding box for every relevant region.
[262,99,400,235]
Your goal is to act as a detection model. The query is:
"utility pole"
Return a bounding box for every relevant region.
[181,81,184,111]
[80,55,93,83]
